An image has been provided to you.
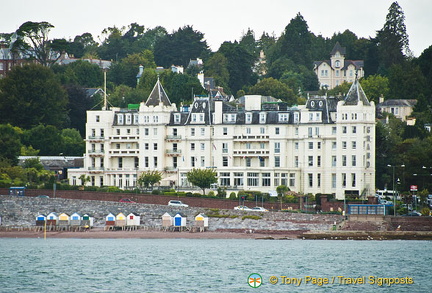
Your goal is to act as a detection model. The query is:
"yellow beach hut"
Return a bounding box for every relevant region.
[115,212,126,228]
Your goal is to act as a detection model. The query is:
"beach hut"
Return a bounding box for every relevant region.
[161,212,173,228]
[35,214,47,226]
[82,213,94,227]
[105,213,116,226]
[194,213,209,231]
[46,212,58,227]
[70,213,81,227]
[173,213,187,230]
[115,212,126,229]
[58,213,70,229]
[126,212,140,227]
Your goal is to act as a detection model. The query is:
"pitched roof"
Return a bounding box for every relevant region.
[330,42,346,55]
[344,78,371,106]
[377,99,417,107]
[145,78,172,107]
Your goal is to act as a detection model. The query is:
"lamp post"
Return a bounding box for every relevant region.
[387,164,405,216]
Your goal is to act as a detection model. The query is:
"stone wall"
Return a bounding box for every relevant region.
[0,195,342,232]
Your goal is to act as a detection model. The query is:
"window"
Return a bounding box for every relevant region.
[200,156,205,167]
[246,143,251,149]
[116,144,120,149]
[201,128,205,136]
[351,173,356,187]
[317,142,321,149]
[309,142,313,150]
[289,173,295,187]
[127,129,131,135]
[118,158,123,168]
[308,156,313,167]
[154,143,158,150]
[295,156,299,168]
[223,127,228,135]
[144,128,149,136]
[222,143,228,153]
[96,115,100,122]
[342,126,347,134]
[117,114,124,125]
[332,142,336,149]
[246,128,251,134]
[278,113,289,122]
[135,157,139,168]
[352,155,356,166]
[274,142,280,153]
[259,112,266,123]
[332,156,337,167]
[247,172,259,187]
[154,157,158,168]
[153,128,157,135]
[191,128,195,136]
[234,172,244,187]
[352,141,357,149]
[262,173,271,186]
[342,155,347,166]
[145,157,149,167]
[332,127,337,135]
[257,156,264,167]
[293,113,299,123]
[295,127,299,136]
[352,126,357,134]
[308,173,313,188]
[126,114,132,125]
[200,143,205,151]
[332,174,336,188]
[153,116,158,123]
[223,157,228,167]
[342,141,347,149]
[317,173,321,187]
[260,143,265,149]
[145,143,149,150]
[245,113,252,124]
[246,157,251,167]
[174,113,180,124]
[308,127,313,138]
[317,156,321,167]
[275,156,280,167]
[275,127,280,135]
[191,156,196,167]
[260,127,265,134]
[220,172,230,186]
[134,114,139,124]
[281,173,288,186]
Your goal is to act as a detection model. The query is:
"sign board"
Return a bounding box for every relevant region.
[410,185,418,191]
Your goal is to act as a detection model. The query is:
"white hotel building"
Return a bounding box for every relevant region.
[68,78,375,200]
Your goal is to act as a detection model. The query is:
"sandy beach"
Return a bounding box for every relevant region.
[0,227,302,239]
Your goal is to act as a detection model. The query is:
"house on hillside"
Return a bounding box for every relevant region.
[313,42,364,90]
[377,98,417,122]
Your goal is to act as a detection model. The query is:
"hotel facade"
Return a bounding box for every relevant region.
[68,78,375,200]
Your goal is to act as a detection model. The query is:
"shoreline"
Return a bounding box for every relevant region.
[0,227,302,240]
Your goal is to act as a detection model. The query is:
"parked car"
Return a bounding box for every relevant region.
[403,211,422,216]
[234,205,252,211]
[251,207,269,212]
[36,195,50,198]
[379,200,393,205]
[168,200,189,207]
[119,198,136,203]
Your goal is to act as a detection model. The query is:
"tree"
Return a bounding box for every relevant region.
[387,63,427,100]
[64,84,94,136]
[79,174,90,186]
[186,168,217,195]
[360,75,389,103]
[248,77,297,105]
[154,25,210,68]
[61,128,84,156]
[68,32,99,58]
[204,53,230,90]
[376,2,410,72]
[138,170,162,189]
[22,125,64,156]
[0,64,68,129]
[14,21,65,66]
[0,124,22,166]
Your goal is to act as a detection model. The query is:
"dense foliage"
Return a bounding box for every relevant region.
[0,2,431,196]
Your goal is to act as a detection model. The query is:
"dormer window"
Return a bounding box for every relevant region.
[259,112,266,124]
[245,112,252,124]
[174,113,181,124]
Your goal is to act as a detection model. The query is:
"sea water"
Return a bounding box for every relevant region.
[0,238,430,292]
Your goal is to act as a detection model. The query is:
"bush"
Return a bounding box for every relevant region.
[151,190,160,195]
[208,191,215,197]
[421,207,430,216]
[229,192,237,200]
[242,215,262,220]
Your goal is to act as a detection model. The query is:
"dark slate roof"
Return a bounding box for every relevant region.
[377,99,417,107]
[330,42,346,55]
[145,78,172,106]
[344,78,370,106]
[86,88,104,98]
[342,60,364,70]
[306,96,339,123]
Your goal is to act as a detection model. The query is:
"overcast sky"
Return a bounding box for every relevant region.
[2,0,431,57]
